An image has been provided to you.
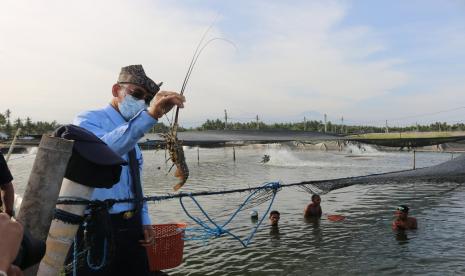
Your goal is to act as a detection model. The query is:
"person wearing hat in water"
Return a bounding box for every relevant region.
[71,65,185,275]
[392,205,417,230]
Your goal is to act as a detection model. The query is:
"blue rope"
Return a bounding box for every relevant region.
[71,224,109,273]
[179,182,280,247]
[73,236,78,276]
[55,178,327,206]
[86,238,108,271]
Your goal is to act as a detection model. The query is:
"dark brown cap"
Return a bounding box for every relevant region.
[117,65,161,96]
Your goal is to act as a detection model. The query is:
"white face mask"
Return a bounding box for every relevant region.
[118,94,147,121]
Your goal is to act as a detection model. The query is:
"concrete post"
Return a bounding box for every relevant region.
[413,150,416,170]
[16,135,74,276]
[324,114,327,133]
[224,109,228,130]
[17,135,74,240]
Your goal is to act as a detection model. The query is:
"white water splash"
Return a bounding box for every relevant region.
[27,147,38,154]
[344,143,384,156]
[262,149,332,167]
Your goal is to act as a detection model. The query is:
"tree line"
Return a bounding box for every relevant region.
[195,118,465,134]
[0,109,59,137]
[2,109,464,138]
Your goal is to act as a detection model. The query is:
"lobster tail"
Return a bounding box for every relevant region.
[173,182,184,192]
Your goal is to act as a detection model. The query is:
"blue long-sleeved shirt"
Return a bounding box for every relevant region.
[73,104,157,225]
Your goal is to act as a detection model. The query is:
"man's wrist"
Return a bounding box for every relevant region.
[147,109,161,120]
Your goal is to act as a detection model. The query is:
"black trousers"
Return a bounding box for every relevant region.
[66,212,150,276]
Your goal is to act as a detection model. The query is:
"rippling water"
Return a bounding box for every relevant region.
[7,145,465,275]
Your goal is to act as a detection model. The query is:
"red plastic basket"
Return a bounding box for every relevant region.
[145,223,187,271]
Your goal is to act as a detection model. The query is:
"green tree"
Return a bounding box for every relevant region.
[24,117,33,134]
[151,122,170,133]
[4,109,11,135]
[0,113,5,127]
[200,119,225,130]
[14,118,23,129]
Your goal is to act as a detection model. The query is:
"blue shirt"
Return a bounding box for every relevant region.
[73,104,157,225]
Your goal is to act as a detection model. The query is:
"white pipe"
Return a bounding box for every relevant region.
[37,178,94,276]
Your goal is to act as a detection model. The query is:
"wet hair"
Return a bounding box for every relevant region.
[397,205,409,213]
[311,194,320,201]
[269,210,280,217]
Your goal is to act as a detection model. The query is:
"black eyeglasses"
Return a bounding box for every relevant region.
[124,86,154,105]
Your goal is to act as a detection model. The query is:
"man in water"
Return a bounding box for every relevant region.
[269,210,280,226]
[0,152,15,217]
[392,205,417,230]
[69,65,185,275]
[304,194,322,218]
[261,154,270,163]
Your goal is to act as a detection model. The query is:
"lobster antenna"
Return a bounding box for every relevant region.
[164,113,172,126]
[180,18,219,95]
[173,37,237,129]
[183,37,237,91]
[170,17,218,128]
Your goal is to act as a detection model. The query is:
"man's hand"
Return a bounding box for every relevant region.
[392,220,405,230]
[139,225,156,246]
[1,182,15,217]
[0,213,23,272]
[148,91,186,119]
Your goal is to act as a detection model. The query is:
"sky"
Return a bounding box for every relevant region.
[0,0,464,127]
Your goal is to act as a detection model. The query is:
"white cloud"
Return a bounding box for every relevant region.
[0,0,427,127]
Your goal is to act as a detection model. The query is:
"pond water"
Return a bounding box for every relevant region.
[7,144,465,275]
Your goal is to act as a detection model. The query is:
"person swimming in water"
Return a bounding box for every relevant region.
[269,210,280,226]
[261,154,270,163]
[392,205,417,230]
[304,194,322,218]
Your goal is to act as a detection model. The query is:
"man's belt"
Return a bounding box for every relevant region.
[111,210,135,220]
[122,210,135,220]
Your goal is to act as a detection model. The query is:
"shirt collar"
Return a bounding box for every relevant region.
[103,104,126,126]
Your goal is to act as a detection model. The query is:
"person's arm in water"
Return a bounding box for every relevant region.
[392,219,407,230]
[392,220,401,230]
[0,182,15,217]
[304,204,310,217]
[304,203,314,217]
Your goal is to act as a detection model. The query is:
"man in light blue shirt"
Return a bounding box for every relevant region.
[71,65,185,275]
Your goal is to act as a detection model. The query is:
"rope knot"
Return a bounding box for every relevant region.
[266,181,281,191]
[213,227,226,237]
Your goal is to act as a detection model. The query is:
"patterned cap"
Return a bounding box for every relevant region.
[117,65,161,96]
